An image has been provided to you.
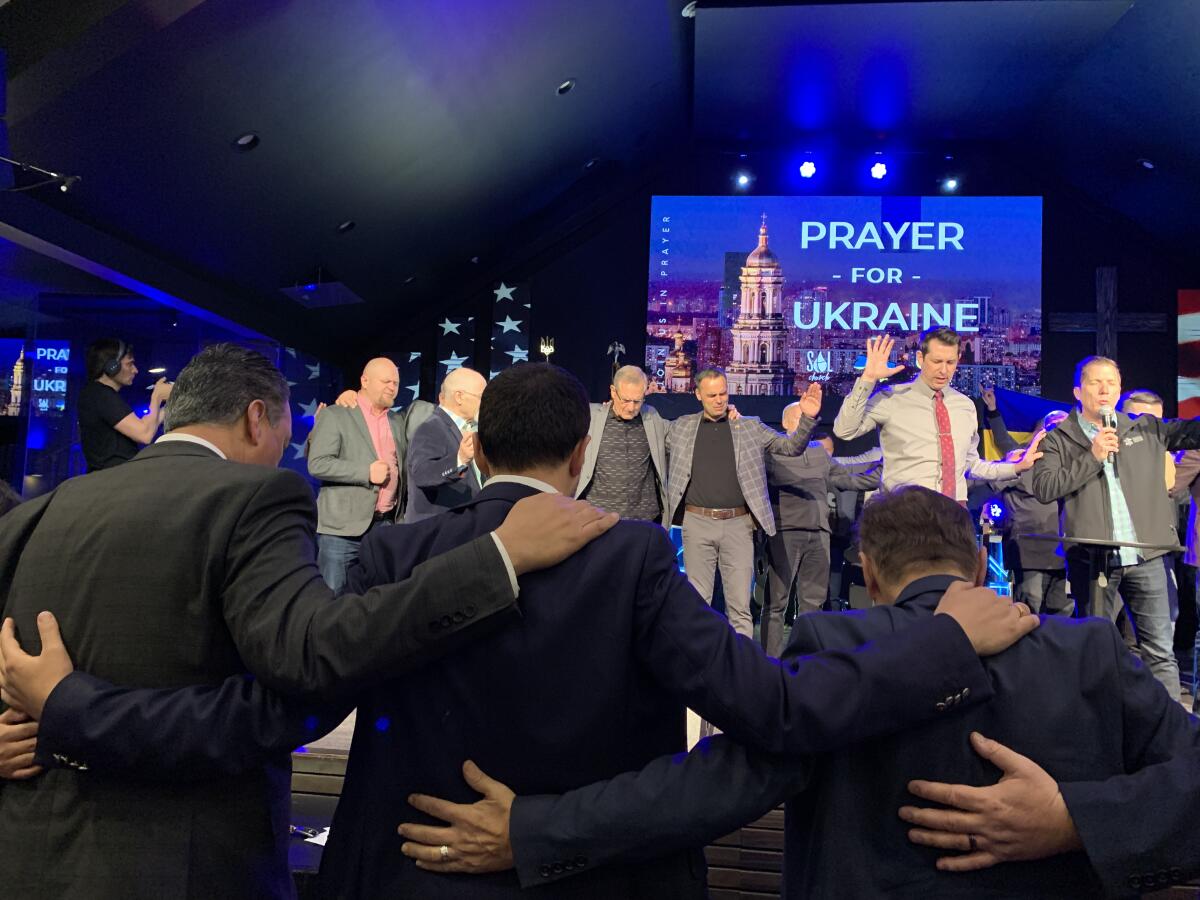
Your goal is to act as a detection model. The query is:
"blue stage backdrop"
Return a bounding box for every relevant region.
[646,195,1043,399]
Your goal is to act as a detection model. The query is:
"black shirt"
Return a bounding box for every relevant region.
[583,411,662,521]
[78,381,138,471]
[684,416,746,509]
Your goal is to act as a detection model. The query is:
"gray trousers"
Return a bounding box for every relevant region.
[682,511,756,638]
[763,529,830,658]
[1017,569,1072,616]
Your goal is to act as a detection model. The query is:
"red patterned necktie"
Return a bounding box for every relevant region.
[933,390,956,499]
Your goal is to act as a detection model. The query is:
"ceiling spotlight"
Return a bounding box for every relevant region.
[584,157,599,171]
[403,274,416,285]
[799,161,817,179]
[870,162,888,180]
[335,220,356,234]
[941,177,959,192]
[1137,158,1155,170]
[232,132,260,152]
[556,79,576,96]
[734,171,753,190]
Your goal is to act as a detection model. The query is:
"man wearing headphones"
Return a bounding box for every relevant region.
[77,338,172,472]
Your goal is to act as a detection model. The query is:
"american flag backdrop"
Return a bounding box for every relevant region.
[1178,290,1200,419]
[489,282,531,377]
[436,316,476,381]
[394,351,423,409]
[280,345,340,480]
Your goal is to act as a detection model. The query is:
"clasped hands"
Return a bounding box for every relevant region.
[0,611,75,780]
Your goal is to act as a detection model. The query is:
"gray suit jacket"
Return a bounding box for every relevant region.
[307,401,434,536]
[665,412,817,535]
[575,404,668,512]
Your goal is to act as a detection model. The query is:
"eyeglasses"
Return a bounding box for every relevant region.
[456,389,482,399]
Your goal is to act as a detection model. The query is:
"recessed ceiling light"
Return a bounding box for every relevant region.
[470,256,480,264]
[335,220,356,234]
[556,79,576,96]
[232,132,260,151]
[584,157,599,170]
[1137,158,1155,170]
[404,275,416,284]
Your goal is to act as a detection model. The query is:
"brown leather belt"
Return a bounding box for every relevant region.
[685,504,749,520]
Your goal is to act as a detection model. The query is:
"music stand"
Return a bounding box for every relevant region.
[1019,534,1185,617]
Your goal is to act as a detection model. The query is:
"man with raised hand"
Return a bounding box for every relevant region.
[834,329,1043,501]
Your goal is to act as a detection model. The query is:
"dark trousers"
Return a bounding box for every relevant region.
[762,529,830,658]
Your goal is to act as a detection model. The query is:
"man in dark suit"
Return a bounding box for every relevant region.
[414,485,1199,898]
[0,344,615,900]
[314,363,1036,900]
[762,414,881,656]
[406,366,487,522]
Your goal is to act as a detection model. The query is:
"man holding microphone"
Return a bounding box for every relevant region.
[1032,355,1200,700]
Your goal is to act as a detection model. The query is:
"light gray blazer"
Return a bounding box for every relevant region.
[307,401,435,536]
[575,403,668,515]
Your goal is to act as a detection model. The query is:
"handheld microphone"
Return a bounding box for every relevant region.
[1099,405,1117,465]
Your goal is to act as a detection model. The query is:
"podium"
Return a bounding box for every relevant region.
[1019,534,1184,618]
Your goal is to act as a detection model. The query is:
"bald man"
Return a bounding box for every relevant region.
[308,358,409,592]
[405,367,488,522]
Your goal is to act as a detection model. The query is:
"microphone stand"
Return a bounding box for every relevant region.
[0,153,81,193]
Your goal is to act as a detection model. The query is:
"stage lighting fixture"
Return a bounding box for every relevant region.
[799,160,817,179]
[942,178,959,193]
[556,79,576,96]
[148,367,166,374]
[734,171,753,189]
[870,162,887,180]
[335,220,356,234]
[1138,158,1155,170]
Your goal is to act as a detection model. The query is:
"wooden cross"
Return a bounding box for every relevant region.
[1047,266,1169,357]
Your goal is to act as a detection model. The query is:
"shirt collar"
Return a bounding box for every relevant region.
[909,376,938,399]
[444,407,474,433]
[357,394,389,420]
[484,474,559,495]
[608,406,641,423]
[156,432,228,459]
[892,573,971,609]
[1076,409,1098,436]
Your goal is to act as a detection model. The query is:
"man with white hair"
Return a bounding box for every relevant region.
[406,367,487,522]
[575,366,668,521]
[308,357,408,591]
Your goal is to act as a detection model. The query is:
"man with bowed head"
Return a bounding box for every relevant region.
[406,366,488,522]
[834,328,1044,500]
[664,368,823,638]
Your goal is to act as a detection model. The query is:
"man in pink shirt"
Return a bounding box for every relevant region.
[308,358,407,592]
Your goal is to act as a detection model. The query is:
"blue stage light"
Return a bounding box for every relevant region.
[735,171,752,189]
[942,177,959,193]
[799,160,817,179]
[870,162,887,180]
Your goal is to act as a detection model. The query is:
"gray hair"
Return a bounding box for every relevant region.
[1118,389,1163,411]
[165,343,290,431]
[612,365,648,388]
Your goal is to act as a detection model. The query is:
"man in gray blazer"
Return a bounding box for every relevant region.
[665,367,821,637]
[308,358,411,592]
[575,366,668,522]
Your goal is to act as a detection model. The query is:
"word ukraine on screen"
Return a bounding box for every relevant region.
[645,195,1042,397]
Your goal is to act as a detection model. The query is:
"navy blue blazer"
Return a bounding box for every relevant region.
[405,405,481,522]
[323,482,993,899]
[511,575,1200,899]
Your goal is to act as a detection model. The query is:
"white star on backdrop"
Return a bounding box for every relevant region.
[522,303,531,308]
[504,345,529,363]
[406,383,420,398]
[438,319,461,335]
[287,380,297,387]
[305,363,320,380]
[298,398,321,418]
[408,352,422,362]
[289,441,308,460]
[440,351,470,371]
[489,370,501,380]
[285,347,297,357]
[496,315,523,333]
[493,283,516,301]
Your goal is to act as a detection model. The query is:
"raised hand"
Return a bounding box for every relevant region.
[899,732,1081,871]
[862,335,906,382]
[981,387,997,411]
[798,382,823,419]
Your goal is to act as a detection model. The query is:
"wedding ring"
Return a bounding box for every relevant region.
[439,844,450,861]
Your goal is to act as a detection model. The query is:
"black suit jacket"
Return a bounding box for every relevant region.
[319,481,992,899]
[511,575,1200,898]
[0,440,518,900]
[405,405,482,522]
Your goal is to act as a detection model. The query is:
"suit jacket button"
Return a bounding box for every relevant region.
[452,611,466,624]
[552,862,565,874]
[1128,876,1141,889]
[464,604,477,617]
[575,856,587,867]
[539,865,552,878]
[962,687,970,699]
[935,702,946,712]
[440,615,453,628]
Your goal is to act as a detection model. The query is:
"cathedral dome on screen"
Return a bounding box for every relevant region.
[745,216,778,267]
